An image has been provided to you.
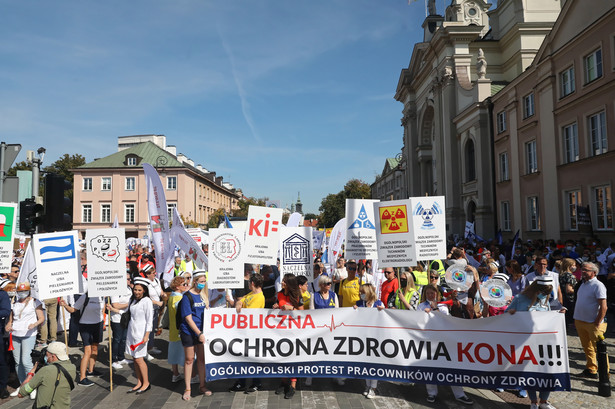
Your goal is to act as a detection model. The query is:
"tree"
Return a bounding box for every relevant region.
[43,153,86,183]
[7,161,32,177]
[233,196,267,218]
[318,179,371,227]
[206,208,226,229]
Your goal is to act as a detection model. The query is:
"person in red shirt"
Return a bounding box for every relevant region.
[380,268,399,307]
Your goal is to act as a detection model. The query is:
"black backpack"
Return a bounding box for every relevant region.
[175,292,194,330]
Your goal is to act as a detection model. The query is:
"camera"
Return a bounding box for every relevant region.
[30,347,48,370]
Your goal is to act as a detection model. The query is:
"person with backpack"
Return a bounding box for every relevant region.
[17,341,76,409]
[178,270,211,401]
[168,276,189,383]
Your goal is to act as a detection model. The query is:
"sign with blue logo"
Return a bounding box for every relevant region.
[280,227,313,277]
[410,196,446,261]
[33,231,81,299]
[345,199,379,260]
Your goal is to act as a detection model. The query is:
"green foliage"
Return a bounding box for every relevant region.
[43,153,86,183]
[206,208,227,229]
[318,179,370,227]
[7,161,32,177]
[233,196,267,218]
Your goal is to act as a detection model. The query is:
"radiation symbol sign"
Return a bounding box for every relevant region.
[379,205,409,234]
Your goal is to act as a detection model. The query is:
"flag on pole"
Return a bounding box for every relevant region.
[143,163,175,287]
[17,241,39,299]
[327,218,346,266]
[510,229,520,259]
[223,212,233,228]
[112,214,119,229]
[171,208,208,270]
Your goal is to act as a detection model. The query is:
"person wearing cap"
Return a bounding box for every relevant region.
[125,281,154,394]
[506,275,565,409]
[573,261,608,379]
[5,282,44,396]
[178,270,211,400]
[17,341,76,408]
[0,279,12,399]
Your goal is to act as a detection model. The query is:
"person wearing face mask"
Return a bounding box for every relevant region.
[506,276,565,409]
[0,279,12,399]
[5,282,44,398]
[390,270,420,310]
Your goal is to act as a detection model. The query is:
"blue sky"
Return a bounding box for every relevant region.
[1,0,430,214]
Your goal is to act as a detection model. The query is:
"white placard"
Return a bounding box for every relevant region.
[34,231,81,299]
[279,227,313,277]
[244,205,283,264]
[410,196,446,261]
[85,228,127,297]
[208,228,244,289]
[0,202,17,276]
[374,199,416,268]
[345,199,379,260]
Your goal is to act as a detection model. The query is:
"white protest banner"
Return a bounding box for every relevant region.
[244,205,283,264]
[279,226,313,277]
[34,231,80,299]
[143,163,174,286]
[410,196,446,261]
[374,199,415,267]
[345,199,379,260]
[85,228,126,297]
[312,230,324,252]
[286,212,303,228]
[208,228,244,289]
[204,309,570,391]
[0,202,17,275]
[327,218,346,265]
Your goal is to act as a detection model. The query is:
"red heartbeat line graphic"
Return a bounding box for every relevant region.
[316,314,557,335]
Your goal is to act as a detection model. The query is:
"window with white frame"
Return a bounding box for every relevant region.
[563,123,579,163]
[525,141,538,174]
[527,196,540,231]
[127,156,137,166]
[167,176,177,190]
[101,177,112,191]
[101,204,111,224]
[82,204,92,223]
[497,111,507,133]
[593,185,612,230]
[83,177,92,191]
[560,66,575,97]
[500,201,511,231]
[499,152,509,182]
[566,190,581,231]
[125,176,135,191]
[588,111,607,155]
[523,93,534,119]
[584,48,603,83]
[124,204,135,223]
[167,203,177,221]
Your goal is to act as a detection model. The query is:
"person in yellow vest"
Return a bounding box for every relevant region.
[391,270,420,310]
[412,267,429,288]
[429,259,446,281]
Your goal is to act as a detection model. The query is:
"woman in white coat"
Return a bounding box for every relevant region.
[125,282,153,394]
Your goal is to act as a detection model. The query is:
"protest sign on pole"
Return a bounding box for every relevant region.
[0,202,17,276]
[409,196,446,261]
[244,205,283,264]
[204,309,570,392]
[208,228,244,289]
[279,226,313,277]
[345,199,379,260]
[85,228,127,297]
[33,231,80,300]
[374,199,416,267]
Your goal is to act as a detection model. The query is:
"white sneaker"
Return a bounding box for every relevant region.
[10,389,19,397]
[146,354,154,361]
[148,347,162,354]
[190,375,199,384]
[30,389,36,400]
[304,377,312,386]
[111,362,123,369]
[362,387,370,396]
[120,358,132,365]
[539,403,557,409]
[366,388,376,399]
[172,374,183,383]
[530,404,539,409]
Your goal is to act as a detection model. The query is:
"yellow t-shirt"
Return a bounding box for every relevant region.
[339,277,360,307]
[242,291,265,309]
[301,291,311,309]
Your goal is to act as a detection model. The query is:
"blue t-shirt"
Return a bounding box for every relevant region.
[313,291,337,309]
[355,299,384,308]
[178,292,208,337]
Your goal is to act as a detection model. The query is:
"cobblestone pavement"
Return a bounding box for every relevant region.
[1,327,613,409]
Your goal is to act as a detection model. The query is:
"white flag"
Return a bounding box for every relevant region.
[143,163,175,287]
[171,208,208,270]
[112,214,119,228]
[17,241,39,299]
[327,218,346,265]
[286,212,303,228]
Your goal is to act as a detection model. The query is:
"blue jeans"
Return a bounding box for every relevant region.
[527,390,550,402]
[110,322,127,362]
[12,335,36,383]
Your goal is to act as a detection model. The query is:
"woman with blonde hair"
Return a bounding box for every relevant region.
[178,270,211,400]
[391,270,420,310]
[559,257,578,326]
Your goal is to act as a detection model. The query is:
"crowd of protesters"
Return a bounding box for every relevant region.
[0,236,612,408]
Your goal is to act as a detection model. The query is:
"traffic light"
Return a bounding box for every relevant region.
[44,173,73,231]
[19,197,43,235]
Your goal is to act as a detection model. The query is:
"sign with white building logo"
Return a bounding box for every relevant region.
[279,227,313,277]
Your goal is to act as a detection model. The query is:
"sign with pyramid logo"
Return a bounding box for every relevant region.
[345,199,379,260]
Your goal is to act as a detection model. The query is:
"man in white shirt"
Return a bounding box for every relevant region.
[573,262,608,378]
[525,256,563,305]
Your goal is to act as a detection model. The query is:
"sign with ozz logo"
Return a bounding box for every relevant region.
[0,202,17,275]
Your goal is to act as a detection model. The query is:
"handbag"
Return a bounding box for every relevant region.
[120,305,131,328]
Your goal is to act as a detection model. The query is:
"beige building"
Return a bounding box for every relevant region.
[371,157,406,201]
[492,0,615,241]
[72,135,242,238]
[394,0,561,238]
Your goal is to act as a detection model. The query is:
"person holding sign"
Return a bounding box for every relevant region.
[125,282,153,394]
[178,270,211,401]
